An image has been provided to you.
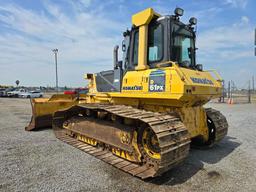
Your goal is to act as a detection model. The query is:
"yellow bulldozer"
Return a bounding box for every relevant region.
[26,8,228,179]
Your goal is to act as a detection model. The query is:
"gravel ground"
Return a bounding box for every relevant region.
[0,98,256,192]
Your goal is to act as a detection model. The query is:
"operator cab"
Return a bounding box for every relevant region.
[124,7,199,71]
[94,8,201,92]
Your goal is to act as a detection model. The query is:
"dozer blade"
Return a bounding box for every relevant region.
[25,94,80,131]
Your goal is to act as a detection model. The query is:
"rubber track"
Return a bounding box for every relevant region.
[52,104,191,179]
[205,108,228,144]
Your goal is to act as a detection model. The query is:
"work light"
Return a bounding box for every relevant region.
[174,7,184,17]
[189,17,197,25]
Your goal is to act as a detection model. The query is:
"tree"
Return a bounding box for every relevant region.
[15,80,20,87]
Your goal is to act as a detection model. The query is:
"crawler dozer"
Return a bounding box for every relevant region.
[26,8,228,179]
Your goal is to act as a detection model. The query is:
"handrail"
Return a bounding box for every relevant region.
[172,62,187,81]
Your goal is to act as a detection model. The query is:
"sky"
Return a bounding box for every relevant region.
[0,0,255,88]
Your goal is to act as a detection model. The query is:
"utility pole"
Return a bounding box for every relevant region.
[230,80,233,99]
[222,80,225,102]
[228,81,231,99]
[252,76,255,93]
[248,80,251,103]
[52,49,58,93]
[254,28,256,93]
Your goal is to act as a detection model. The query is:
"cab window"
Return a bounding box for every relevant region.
[132,30,139,65]
[172,24,195,68]
[148,22,163,63]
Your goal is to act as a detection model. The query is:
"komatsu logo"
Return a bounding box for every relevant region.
[190,77,213,85]
[122,86,143,91]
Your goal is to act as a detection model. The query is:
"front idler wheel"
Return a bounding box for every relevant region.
[139,127,161,167]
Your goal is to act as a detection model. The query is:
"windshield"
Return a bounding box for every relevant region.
[172,24,195,68]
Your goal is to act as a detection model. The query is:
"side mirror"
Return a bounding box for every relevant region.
[196,64,203,71]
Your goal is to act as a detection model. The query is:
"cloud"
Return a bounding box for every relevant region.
[197,16,253,63]
[237,16,249,25]
[196,15,255,87]
[0,0,254,88]
[79,0,92,7]
[223,0,248,9]
[69,0,92,12]
[0,2,125,86]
